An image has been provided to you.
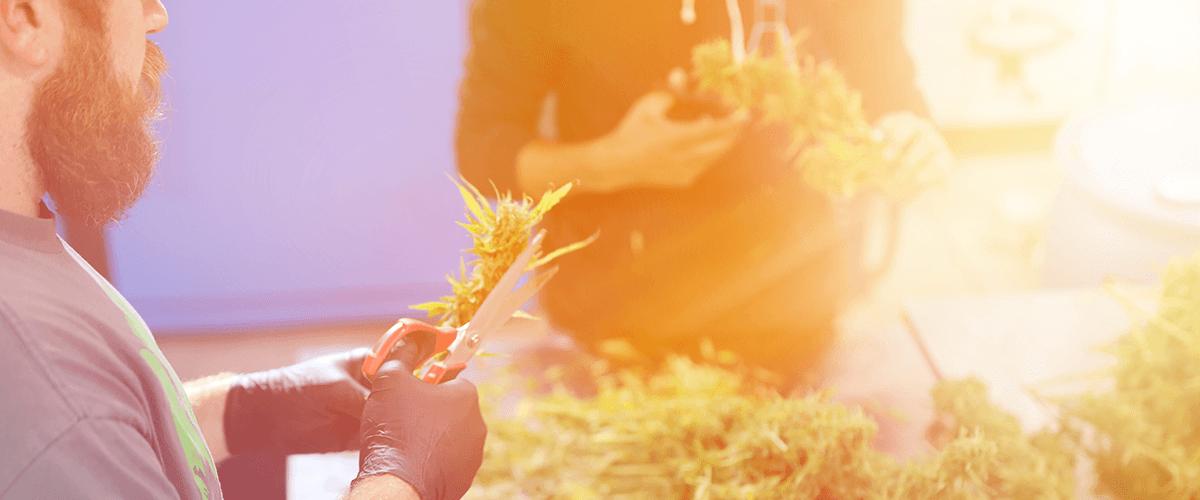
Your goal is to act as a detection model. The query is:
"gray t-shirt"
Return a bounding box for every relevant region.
[0,207,222,499]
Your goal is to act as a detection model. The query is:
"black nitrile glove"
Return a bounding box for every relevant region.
[224,348,372,455]
[354,343,487,500]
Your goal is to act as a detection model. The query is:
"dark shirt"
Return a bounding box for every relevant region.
[455,0,927,370]
[0,207,222,499]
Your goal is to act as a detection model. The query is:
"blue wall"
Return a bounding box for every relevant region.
[109,2,473,333]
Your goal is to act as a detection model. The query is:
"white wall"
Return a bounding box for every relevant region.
[109,2,473,332]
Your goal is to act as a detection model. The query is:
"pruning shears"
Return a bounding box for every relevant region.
[362,232,554,384]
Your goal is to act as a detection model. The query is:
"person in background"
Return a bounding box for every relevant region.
[0,1,484,498]
[456,0,953,380]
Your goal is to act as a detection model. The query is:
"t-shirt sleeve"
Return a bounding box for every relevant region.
[2,418,181,500]
[455,0,557,196]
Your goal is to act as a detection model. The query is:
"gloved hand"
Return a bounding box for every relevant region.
[224,348,372,455]
[354,343,487,500]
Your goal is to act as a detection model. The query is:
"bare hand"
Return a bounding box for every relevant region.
[875,112,954,198]
[589,91,748,192]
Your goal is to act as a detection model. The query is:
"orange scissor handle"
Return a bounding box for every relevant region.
[418,360,469,385]
[362,318,458,382]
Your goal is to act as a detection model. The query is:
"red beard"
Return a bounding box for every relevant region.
[26,28,167,226]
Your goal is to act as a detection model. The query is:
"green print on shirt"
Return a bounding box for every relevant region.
[140,348,212,500]
[63,243,217,499]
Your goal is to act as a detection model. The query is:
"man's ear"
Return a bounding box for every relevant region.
[0,0,59,69]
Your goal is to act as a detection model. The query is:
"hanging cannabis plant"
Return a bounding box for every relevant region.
[689,38,889,198]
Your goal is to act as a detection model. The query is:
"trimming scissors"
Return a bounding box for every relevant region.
[362,232,554,384]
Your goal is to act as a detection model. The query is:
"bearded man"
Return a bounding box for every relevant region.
[0,1,486,499]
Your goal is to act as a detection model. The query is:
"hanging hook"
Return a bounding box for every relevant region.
[725,0,747,64]
[748,0,798,65]
[681,0,697,25]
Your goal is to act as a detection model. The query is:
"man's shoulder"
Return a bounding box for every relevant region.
[0,296,88,491]
[0,290,151,418]
[0,294,153,489]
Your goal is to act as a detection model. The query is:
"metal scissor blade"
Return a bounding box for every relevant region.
[441,235,552,367]
[443,267,557,366]
[472,266,557,338]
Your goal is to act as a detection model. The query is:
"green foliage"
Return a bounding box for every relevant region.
[690,39,887,197]
[921,379,1076,499]
[412,180,594,328]
[472,357,1073,499]
[1061,253,1200,499]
